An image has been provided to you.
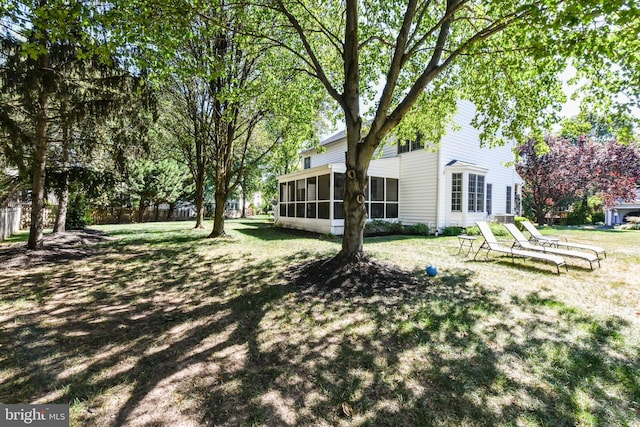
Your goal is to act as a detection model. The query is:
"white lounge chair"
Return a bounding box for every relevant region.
[504,223,600,270]
[521,221,606,259]
[474,222,567,274]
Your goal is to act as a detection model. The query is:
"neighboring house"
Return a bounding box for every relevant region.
[604,186,640,226]
[276,100,523,235]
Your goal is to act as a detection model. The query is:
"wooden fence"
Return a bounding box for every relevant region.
[0,205,22,241]
[92,206,196,225]
[19,203,53,230]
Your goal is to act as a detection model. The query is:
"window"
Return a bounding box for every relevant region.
[306,177,317,218]
[287,182,295,204]
[317,174,331,219]
[371,203,384,218]
[278,173,399,221]
[468,173,484,212]
[387,178,398,202]
[386,178,398,218]
[318,174,330,200]
[411,135,424,151]
[318,202,330,219]
[506,186,512,214]
[468,174,476,212]
[306,203,317,218]
[371,177,385,201]
[397,134,424,154]
[334,172,345,201]
[451,173,462,212]
[303,156,311,169]
[333,173,345,220]
[486,183,492,215]
[477,175,485,212]
[386,203,398,219]
[279,183,287,203]
[296,179,305,201]
[307,177,316,201]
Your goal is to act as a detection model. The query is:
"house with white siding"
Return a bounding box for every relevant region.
[276,100,523,235]
[604,187,640,226]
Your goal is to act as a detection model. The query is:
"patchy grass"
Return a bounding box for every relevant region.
[1,218,639,426]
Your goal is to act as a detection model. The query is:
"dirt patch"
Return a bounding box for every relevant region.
[0,228,114,269]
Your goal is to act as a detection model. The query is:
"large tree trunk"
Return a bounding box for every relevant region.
[208,94,234,238]
[137,198,145,223]
[209,189,227,237]
[241,183,247,218]
[28,120,48,249]
[27,68,50,249]
[340,119,367,257]
[337,0,370,260]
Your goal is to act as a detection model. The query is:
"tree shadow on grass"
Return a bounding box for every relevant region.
[193,263,639,426]
[234,220,335,242]
[0,231,638,426]
[0,234,309,425]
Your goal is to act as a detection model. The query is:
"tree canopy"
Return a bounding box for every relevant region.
[517,135,640,224]
[2,0,639,257]
[248,0,640,259]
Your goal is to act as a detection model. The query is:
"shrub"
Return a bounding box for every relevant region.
[458,222,509,237]
[66,193,93,230]
[365,220,404,236]
[467,222,508,236]
[514,216,529,231]
[441,226,464,236]
[465,225,480,236]
[490,222,509,236]
[389,221,406,235]
[407,223,430,236]
[567,202,590,225]
[591,211,605,224]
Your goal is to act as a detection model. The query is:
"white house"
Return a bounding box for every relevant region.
[276,100,523,235]
[604,187,640,226]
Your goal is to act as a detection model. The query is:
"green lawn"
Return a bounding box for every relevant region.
[1,218,639,426]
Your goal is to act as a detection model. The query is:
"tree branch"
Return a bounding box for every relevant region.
[274,0,346,110]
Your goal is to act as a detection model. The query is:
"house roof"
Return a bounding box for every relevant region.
[445,160,476,167]
[445,159,489,173]
[300,128,347,155]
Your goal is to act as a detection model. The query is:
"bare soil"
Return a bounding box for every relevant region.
[0,229,114,269]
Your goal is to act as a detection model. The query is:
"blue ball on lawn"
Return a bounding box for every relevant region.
[426,265,438,277]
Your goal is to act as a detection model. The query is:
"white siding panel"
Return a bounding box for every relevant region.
[436,100,523,228]
[308,137,398,167]
[374,142,399,160]
[369,157,400,178]
[307,139,347,167]
[398,150,438,226]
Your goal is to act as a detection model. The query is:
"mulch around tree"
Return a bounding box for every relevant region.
[284,252,429,298]
[0,229,114,269]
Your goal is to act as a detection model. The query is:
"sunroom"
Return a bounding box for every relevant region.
[276,158,400,235]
